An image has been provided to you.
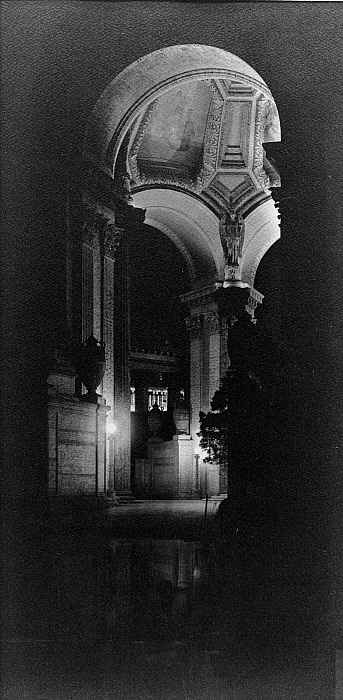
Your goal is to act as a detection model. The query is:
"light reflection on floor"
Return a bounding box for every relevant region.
[2,522,333,699]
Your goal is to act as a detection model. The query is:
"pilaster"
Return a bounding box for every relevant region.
[207,310,221,403]
[185,315,202,448]
[82,168,145,498]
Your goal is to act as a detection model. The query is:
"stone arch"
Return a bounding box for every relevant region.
[81,44,282,499]
[84,44,281,290]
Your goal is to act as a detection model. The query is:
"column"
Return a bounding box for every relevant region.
[81,205,95,342]
[207,311,221,403]
[113,234,132,498]
[82,167,145,500]
[185,315,202,448]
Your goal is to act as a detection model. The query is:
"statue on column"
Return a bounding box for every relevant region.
[219,200,245,268]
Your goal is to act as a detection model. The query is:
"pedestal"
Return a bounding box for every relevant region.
[47,374,109,497]
[134,435,196,499]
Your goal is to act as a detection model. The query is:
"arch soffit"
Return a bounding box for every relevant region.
[143,217,197,286]
[132,188,222,284]
[84,44,277,174]
[241,199,280,287]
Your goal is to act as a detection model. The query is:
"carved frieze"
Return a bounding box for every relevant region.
[253,97,268,171]
[196,81,224,193]
[253,96,281,192]
[135,167,197,193]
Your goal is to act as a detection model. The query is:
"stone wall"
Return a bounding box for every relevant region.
[48,375,108,496]
[135,435,197,499]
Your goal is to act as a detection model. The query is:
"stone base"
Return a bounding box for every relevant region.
[115,491,135,503]
[47,376,109,497]
[134,435,197,499]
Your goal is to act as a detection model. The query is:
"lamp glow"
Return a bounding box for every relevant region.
[107,421,116,436]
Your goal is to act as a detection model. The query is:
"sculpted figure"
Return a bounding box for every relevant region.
[219,202,245,267]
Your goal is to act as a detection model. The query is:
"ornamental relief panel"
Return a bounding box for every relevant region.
[253,96,281,192]
[196,81,224,193]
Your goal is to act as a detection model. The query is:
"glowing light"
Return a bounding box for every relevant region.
[106,421,116,436]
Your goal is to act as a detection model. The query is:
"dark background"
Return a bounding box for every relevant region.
[1,0,343,643]
[130,223,190,353]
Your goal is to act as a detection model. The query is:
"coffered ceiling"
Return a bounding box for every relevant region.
[127,77,280,218]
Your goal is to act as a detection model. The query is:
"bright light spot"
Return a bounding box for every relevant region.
[107,422,116,436]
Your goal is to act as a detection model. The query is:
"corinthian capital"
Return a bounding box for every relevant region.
[185,316,201,340]
[103,220,125,260]
[207,311,220,335]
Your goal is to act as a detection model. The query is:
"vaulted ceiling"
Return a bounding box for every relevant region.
[86,45,281,291]
[127,76,280,218]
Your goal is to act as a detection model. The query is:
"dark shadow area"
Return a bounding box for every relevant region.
[1,504,332,699]
[129,223,190,354]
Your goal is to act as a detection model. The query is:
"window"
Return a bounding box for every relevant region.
[130,387,135,412]
[148,387,168,411]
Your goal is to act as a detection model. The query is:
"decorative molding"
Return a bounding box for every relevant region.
[206,174,256,217]
[245,287,264,323]
[128,101,158,185]
[240,102,252,166]
[253,96,281,192]
[135,167,197,193]
[182,285,218,316]
[253,96,268,174]
[195,80,224,193]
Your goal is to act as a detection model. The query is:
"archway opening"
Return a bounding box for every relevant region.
[80,43,282,500]
[129,223,191,468]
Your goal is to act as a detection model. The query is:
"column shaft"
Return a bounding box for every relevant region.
[114,235,132,497]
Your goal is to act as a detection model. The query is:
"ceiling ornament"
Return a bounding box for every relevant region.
[128,101,158,185]
[218,100,251,169]
[195,81,224,194]
[129,80,224,197]
[253,96,281,192]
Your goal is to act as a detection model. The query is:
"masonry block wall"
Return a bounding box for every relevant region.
[48,378,108,496]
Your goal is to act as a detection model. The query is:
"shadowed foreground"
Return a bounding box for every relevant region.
[2,499,335,699]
